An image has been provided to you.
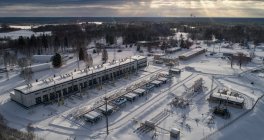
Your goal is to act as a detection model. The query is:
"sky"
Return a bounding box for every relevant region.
[0,0,264,17]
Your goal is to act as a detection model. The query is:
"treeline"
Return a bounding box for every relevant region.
[2,22,173,57]
[0,24,18,33]
[177,23,264,44]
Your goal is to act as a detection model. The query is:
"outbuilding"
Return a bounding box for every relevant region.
[133,88,146,96]
[145,84,155,92]
[111,97,127,107]
[170,128,180,138]
[169,68,181,75]
[157,77,168,84]
[209,92,244,108]
[123,92,138,102]
[97,105,115,115]
[83,111,102,123]
[150,80,163,87]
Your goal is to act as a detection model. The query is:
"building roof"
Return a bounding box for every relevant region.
[180,48,205,58]
[124,92,138,99]
[98,105,114,112]
[15,55,146,94]
[151,80,163,85]
[84,111,102,120]
[134,88,146,94]
[171,128,180,134]
[158,77,167,82]
[166,47,181,52]
[112,97,127,105]
[211,92,244,103]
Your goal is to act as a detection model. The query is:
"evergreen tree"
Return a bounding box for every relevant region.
[105,34,115,45]
[136,45,141,52]
[54,36,60,52]
[42,34,48,51]
[78,47,85,61]
[52,53,62,68]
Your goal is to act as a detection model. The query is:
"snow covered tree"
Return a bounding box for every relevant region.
[52,53,62,68]
[102,49,108,63]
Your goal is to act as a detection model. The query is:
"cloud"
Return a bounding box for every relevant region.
[0,0,263,17]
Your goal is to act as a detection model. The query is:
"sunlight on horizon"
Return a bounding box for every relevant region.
[0,0,263,17]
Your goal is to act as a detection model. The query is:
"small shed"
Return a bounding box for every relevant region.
[154,60,163,64]
[150,80,163,87]
[133,88,146,96]
[169,68,181,75]
[145,84,155,92]
[145,120,155,129]
[170,128,180,138]
[83,111,102,123]
[157,77,168,84]
[111,97,127,107]
[98,105,115,115]
[124,93,138,102]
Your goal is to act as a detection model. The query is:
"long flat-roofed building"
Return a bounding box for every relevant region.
[209,92,244,108]
[179,48,206,60]
[10,55,147,108]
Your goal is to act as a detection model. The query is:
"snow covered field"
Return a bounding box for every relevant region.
[0,36,264,140]
[0,29,51,39]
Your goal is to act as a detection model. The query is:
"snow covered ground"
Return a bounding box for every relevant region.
[0,35,264,140]
[0,29,51,39]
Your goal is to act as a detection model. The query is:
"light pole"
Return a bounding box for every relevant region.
[104,96,109,135]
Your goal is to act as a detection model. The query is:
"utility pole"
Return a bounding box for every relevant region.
[211,76,214,91]
[104,96,109,135]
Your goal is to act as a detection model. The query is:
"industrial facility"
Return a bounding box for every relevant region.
[179,48,206,60]
[10,55,147,108]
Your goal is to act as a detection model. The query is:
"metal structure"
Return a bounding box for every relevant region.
[74,72,165,118]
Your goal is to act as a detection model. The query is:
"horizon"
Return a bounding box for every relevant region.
[1,0,264,17]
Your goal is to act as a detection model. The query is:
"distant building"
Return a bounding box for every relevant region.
[165,47,181,54]
[11,56,147,108]
[179,48,206,60]
[209,90,244,108]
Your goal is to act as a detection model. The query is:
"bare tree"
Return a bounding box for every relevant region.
[85,53,93,69]
[102,49,108,63]
[18,58,32,84]
[237,52,248,69]
[3,52,10,80]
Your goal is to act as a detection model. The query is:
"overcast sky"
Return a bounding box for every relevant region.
[0,0,264,17]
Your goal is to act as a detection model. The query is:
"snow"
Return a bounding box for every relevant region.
[0,33,264,140]
[27,63,51,73]
[32,55,53,63]
[9,25,32,29]
[0,29,51,39]
[215,98,264,140]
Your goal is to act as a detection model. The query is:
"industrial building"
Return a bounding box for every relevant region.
[179,48,206,60]
[209,92,244,108]
[10,55,147,108]
[165,47,181,54]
